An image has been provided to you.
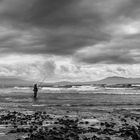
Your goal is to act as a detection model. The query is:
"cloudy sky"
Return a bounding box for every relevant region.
[0,0,140,82]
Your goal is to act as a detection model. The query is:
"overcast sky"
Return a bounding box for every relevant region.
[0,0,140,81]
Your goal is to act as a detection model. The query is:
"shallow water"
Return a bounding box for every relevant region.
[0,87,139,140]
[0,87,139,112]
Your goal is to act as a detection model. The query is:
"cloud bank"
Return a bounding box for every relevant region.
[0,0,139,80]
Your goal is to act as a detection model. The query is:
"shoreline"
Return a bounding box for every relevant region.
[0,109,139,140]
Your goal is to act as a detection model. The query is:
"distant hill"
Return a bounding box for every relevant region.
[0,76,140,87]
[0,76,34,87]
[93,76,140,85]
[48,76,140,86]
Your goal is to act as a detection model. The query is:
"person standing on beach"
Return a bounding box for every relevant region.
[33,84,38,98]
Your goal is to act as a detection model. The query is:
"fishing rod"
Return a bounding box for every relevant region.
[38,75,48,88]
[32,75,48,98]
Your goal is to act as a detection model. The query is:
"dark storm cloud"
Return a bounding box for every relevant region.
[0,0,109,55]
[1,0,79,27]
[75,36,140,64]
[0,0,102,28]
[116,0,140,19]
[77,52,136,64]
[0,0,140,64]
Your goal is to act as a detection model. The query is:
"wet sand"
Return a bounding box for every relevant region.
[0,90,140,139]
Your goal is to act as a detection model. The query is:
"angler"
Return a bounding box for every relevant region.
[33,75,47,98]
[33,83,38,98]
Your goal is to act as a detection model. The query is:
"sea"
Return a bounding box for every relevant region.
[0,85,139,113]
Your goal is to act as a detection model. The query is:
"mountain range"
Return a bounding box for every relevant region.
[0,76,33,87]
[91,76,140,85]
[51,76,140,86]
[0,76,140,87]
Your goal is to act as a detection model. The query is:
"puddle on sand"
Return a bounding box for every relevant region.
[21,111,34,115]
[0,132,5,136]
[81,118,99,123]
[32,104,45,107]
[5,97,32,102]
[0,125,7,129]
[79,118,100,126]
[21,135,28,139]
